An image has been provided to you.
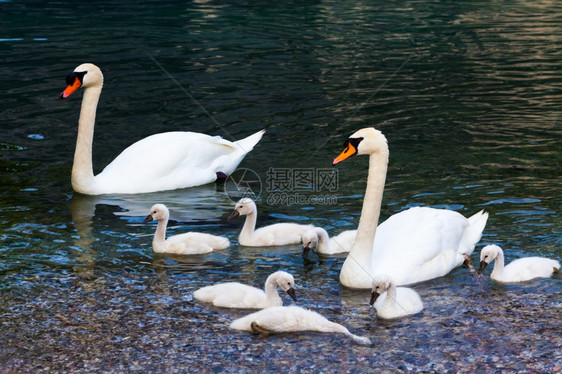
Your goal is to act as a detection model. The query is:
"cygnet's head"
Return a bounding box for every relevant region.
[369,275,394,306]
[270,271,297,302]
[60,63,103,99]
[333,127,388,165]
[228,197,256,220]
[478,244,502,273]
[142,203,170,224]
[301,229,319,258]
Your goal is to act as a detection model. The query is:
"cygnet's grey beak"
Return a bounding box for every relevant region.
[477,261,489,275]
[286,288,297,302]
[142,214,154,224]
[302,245,312,258]
[227,210,240,221]
[369,291,380,306]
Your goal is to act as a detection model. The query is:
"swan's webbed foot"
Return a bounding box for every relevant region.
[250,321,273,337]
[463,254,476,273]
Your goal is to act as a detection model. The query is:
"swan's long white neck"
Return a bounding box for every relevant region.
[315,227,331,252]
[239,209,257,242]
[491,249,505,277]
[152,218,168,253]
[340,150,388,288]
[382,283,397,308]
[264,275,282,305]
[72,85,101,194]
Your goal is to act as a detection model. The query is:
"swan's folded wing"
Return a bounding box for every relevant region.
[370,207,467,284]
[97,132,243,192]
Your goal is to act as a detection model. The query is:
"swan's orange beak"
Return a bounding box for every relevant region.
[333,143,357,165]
[60,77,82,99]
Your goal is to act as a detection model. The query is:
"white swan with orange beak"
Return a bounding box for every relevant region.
[61,63,264,195]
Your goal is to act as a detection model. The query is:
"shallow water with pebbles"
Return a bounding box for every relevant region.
[1,0,560,372]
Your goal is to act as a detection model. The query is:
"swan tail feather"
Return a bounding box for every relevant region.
[234,129,266,154]
[460,210,488,255]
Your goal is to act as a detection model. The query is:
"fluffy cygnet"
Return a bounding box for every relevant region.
[301,227,355,257]
[143,203,229,255]
[193,271,297,309]
[230,305,372,346]
[370,275,423,319]
[228,198,314,246]
[478,244,560,283]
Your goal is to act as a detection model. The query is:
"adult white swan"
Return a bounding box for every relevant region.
[60,63,265,195]
[229,305,372,346]
[478,244,560,283]
[333,128,489,288]
[142,203,229,254]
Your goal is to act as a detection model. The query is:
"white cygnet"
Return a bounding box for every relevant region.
[478,244,560,283]
[301,227,355,257]
[370,275,423,319]
[193,271,297,309]
[230,305,372,346]
[143,203,229,255]
[228,198,314,246]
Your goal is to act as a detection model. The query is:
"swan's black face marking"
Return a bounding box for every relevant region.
[65,71,87,86]
[369,291,380,306]
[60,71,87,99]
[344,137,364,150]
[333,137,364,165]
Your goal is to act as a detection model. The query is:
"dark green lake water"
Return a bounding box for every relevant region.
[1,0,560,372]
